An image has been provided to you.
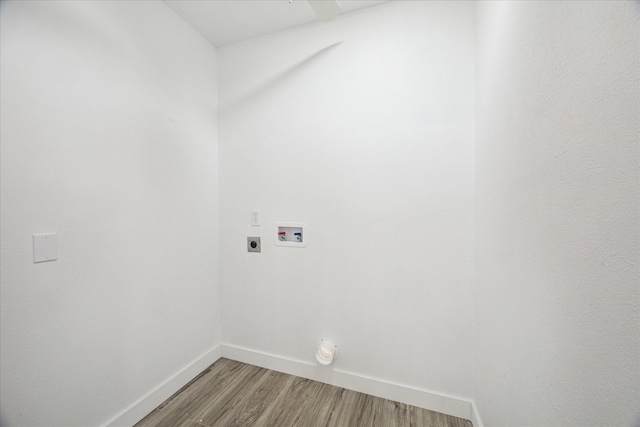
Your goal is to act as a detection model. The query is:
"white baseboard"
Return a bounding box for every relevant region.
[101,345,221,427]
[221,343,477,423]
[101,343,484,427]
[471,400,485,427]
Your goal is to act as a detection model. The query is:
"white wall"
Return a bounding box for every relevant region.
[474,1,639,426]
[0,1,220,426]
[3,1,638,426]
[218,1,475,399]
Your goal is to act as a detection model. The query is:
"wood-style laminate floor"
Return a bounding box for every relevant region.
[135,358,473,427]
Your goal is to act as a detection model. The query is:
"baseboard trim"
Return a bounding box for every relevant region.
[101,343,483,427]
[471,400,485,427]
[221,343,476,423]
[102,345,221,427]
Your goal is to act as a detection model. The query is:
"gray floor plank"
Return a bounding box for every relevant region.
[295,381,344,427]
[250,374,304,426]
[193,362,267,426]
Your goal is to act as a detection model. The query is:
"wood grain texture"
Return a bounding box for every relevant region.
[135,358,473,427]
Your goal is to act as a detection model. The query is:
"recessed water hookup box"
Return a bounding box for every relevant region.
[275,222,306,248]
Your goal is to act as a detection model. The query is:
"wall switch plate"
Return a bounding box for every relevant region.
[33,233,58,263]
[247,237,261,253]
[251,210,260,226]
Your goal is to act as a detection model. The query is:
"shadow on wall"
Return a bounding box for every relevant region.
[219,41,343,112]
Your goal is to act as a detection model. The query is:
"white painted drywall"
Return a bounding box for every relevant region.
[3,1,637,425]
[474,1,639,426]
[218,1,475,399]
[0,1,220,426]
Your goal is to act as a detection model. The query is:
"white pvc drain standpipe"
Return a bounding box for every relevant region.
[315,339,338,365]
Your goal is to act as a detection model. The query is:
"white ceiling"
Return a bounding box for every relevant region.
[163,0,389,47]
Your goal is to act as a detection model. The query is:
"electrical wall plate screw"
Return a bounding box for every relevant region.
[247,237,261,253]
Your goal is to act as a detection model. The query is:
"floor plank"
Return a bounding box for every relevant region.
[135,358,473,427]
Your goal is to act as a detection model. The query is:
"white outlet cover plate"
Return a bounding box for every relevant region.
[251,210,260,226]
[33,233,57,263]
